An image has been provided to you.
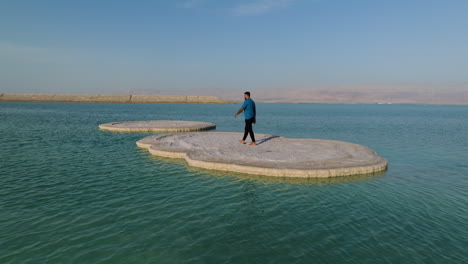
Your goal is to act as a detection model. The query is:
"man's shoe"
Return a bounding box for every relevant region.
[240,140,245,144]
[249,142,257,146]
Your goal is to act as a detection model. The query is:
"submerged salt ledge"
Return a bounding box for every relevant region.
[99,120,216,132]
[136,132,388,178]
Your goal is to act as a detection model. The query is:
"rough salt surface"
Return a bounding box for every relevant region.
[136,132,388,178]
[99,120,216,132]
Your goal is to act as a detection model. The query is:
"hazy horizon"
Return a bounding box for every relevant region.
[1,0,467,102]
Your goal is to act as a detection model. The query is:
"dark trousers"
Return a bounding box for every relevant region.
[243,118,256,142]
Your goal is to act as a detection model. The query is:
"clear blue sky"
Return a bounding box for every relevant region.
[1,0,467,94]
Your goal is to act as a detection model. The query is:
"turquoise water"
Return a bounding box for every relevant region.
[1,102,467,264]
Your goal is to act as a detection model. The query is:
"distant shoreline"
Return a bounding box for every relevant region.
[252,102,468,106]
[2,93,466,106]
[0,93,233,104]
[229,100,468,106]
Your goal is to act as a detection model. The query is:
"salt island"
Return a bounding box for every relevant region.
[136,132,388,178]
[99,120,216,132]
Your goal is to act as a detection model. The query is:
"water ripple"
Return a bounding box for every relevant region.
[1,103,467,263]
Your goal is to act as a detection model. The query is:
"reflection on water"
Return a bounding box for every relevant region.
[138,146,387,185]
[191,168,387,185]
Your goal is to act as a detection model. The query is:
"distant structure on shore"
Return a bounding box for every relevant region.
[0,93,232,104]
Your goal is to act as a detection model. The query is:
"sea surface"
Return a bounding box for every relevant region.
[0,102,467,264]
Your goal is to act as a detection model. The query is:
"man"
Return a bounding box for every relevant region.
[234,91,256,146]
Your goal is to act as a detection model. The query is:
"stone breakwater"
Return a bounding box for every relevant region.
[0,93,232,104]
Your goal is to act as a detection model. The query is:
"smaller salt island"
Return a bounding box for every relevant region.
[136,132,388,178]
[99,120,216,132]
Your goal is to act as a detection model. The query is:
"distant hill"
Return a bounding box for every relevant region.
[182,84,468,105]
[6,84,465,105]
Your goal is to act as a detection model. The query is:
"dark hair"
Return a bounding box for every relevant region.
[244,91,251,97]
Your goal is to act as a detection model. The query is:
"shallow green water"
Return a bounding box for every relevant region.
[1,102,467,264]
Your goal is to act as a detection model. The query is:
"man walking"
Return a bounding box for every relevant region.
[234,91,256,146]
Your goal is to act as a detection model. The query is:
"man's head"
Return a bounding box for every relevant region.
[244,91,251,100]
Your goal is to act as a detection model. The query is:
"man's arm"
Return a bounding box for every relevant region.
[234,108,244,118]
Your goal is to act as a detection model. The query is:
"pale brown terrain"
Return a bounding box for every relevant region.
[132,84,468,105]
[0,93,232,104]
[3,84,466,105]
